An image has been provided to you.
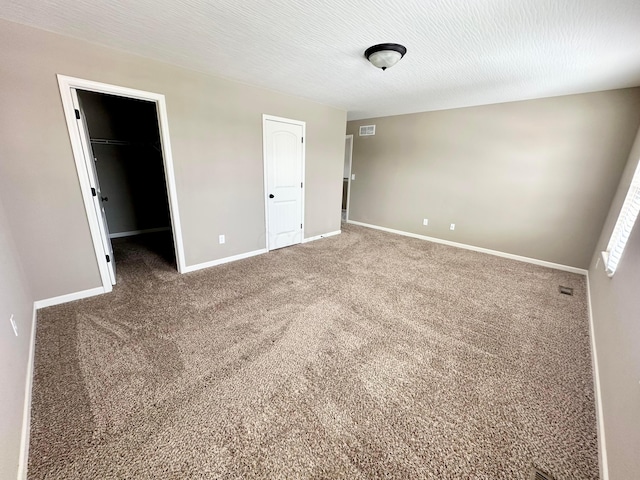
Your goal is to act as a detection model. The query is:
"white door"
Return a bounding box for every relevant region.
[71,89,117,285]
[264,117,304,250]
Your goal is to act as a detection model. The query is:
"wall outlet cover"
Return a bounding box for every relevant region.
[219,234,225,244]
[450,223,456,230]
[423,219,429,226]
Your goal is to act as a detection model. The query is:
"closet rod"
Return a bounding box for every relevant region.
[90,139,162,151]
[90,138,133,146]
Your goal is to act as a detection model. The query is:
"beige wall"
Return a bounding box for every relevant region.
[0,19,346,301]
[347,90,640,268]
[0,198,34,479]
[588,127,640,479]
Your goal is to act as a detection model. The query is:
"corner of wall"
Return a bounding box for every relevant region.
[585,272,609,480]
[17,304,38,480]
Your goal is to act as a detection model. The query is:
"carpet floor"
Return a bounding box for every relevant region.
[29,224,598,479]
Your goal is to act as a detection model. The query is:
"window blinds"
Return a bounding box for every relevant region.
[603,160,640,277]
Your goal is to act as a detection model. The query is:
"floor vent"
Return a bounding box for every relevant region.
[531,467,555,480]
[559,286,573,296]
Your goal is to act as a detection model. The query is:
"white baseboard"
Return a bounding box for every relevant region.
[181,231,341,273]
[347,220,587,275]
[34,286,106,309]
[302,230,341,243]
[17,305,38,480]
[109,227,170,239]
[183,248,268,273]
[586,273,609,480]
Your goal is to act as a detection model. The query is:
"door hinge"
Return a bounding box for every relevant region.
[74,109,80,120]
[106,255,111,263]
[301,182,303,188]
[301,137,304,143]
[300,224,302,229]
[91,187,97,197]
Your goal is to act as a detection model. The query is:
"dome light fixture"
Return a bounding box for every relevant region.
[364,43,407,71]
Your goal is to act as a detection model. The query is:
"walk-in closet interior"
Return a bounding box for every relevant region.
[77,91,176,278]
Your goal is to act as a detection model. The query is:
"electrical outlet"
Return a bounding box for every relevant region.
[351,174,355,180]
[9,314,18,337]
[423,219,429,226]
[450,223,455,231]
[219,234,225,244]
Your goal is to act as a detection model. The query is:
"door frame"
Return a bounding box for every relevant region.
[262,114,306,252]
[71,88,117,285]
[57,74,187,293]
[344,134,354,222]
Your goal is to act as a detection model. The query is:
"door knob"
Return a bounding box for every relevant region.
[269,194,274,198]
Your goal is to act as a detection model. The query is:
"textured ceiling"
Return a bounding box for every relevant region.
[2,0,640,120]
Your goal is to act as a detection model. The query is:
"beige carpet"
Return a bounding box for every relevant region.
[29,224,598,479]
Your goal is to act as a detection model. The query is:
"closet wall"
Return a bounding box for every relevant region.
[78,91,171,236]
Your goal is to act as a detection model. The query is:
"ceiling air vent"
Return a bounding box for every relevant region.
[359,125,375,136]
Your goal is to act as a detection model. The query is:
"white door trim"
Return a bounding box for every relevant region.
[262,114,306,252]
[345,134,354,222]
[57,75,187,294]
[71,89,117,285]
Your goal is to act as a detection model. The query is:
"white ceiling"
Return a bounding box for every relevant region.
[2,0,640,120]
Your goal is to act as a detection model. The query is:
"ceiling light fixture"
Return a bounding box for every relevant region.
[364,43,407,71]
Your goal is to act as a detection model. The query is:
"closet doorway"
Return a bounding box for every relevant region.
[58,76,185,293]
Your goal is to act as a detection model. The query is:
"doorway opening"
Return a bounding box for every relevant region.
[343,134,353,222]
[78,90,175,282]
[58,75,185,294]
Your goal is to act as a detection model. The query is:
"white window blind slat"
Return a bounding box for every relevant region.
[603,163,640,277]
